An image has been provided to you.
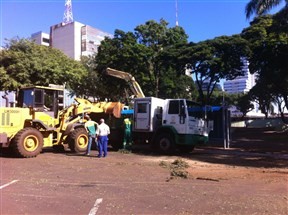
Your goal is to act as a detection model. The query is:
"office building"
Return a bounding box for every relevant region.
[223,59,263,117]
[223,59,256,94]
[32,21,112,60]
[200,81,223,92]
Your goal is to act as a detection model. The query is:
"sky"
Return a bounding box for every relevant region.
[0,0,258,47]
[0,0,284,47]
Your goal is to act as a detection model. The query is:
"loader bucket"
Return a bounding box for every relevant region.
[91,102,124,118]
[104,102,124,118]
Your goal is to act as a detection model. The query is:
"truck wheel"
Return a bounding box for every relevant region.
[68,128,88,153]
[156,133,175,154]
[11,127,43,158]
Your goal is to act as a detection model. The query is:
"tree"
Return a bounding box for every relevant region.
[245,0,288,19]
[172,35,250,105]
[249,80,275,118]
[95,19,196,101]
[95,29,150,101]
[76,55,104,101]
[134,19,189,98]
[235,93,255,118]
[241,13,288,121]
[0,38,87,93]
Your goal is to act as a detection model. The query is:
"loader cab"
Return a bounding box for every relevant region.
[17,86,65,118]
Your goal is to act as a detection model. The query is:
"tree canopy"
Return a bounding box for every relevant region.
[245,0,288,19]
[1,12,286,119]
[241,11,288,119]
[164,35,250,105]
[94,19,197,102]
[0,38,87,92]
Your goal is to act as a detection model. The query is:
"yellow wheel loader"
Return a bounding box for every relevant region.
[0,85,124,158]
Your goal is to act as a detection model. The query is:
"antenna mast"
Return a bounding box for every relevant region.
[175,0,179,26]
[63,0,73,24]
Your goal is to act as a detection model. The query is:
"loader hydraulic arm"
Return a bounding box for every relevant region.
[106,67,145,98]
[57,97,124,129]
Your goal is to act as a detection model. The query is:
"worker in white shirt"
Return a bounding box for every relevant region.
[97,118,110,158]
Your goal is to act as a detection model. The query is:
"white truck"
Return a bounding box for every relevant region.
[132,97,210,153]
[106,68,211,153]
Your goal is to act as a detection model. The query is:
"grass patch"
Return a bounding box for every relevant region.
[159,159,190,180]
[159,161,170,169]
[118,149,132,154]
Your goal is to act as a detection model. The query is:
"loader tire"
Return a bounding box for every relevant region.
[155,133,176,154]
[11,127,43,158]
[68,128,88,153]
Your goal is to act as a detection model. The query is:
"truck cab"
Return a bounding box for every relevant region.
[133,97,210,153]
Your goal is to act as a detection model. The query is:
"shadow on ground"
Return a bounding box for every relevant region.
[130,127,288,169]
[1,128,287,169]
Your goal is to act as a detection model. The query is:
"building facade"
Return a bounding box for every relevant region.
[32,21,112,60]
[223,59,255,94]
[31,31,50,46]
[200,81,223,92]
[50,21,112,60]
[81,25,110,57]
[223,59,263,117]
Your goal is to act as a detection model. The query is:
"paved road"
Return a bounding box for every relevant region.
[1,145,287,215]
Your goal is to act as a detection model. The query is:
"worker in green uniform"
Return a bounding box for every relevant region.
[123,116,132,150]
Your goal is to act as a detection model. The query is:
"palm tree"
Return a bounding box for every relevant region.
[245,0,288,19]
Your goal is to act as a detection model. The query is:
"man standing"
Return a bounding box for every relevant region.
[123,116,132,150]
[84,115,98,156]
[97,118,110,158]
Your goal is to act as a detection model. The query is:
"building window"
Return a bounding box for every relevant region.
[42,38,50,43]
[81,42,86,51]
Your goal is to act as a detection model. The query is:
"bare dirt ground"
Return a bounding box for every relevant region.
[0,127,287,215]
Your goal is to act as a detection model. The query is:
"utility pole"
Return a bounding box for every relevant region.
[63,0,73,25]
[222,86,230,149]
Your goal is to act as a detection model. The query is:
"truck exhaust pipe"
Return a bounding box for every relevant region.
[2,93,9,107]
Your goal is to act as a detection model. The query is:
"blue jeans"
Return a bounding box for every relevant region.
[98,136,108,157]
[86,134,97,154]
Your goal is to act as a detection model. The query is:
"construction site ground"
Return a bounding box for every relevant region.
[1,127,287,215]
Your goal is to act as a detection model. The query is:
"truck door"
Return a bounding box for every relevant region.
[164,100,187,134]
[134,100,150,131]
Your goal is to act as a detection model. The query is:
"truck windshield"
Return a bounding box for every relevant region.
[186,100,205,118]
